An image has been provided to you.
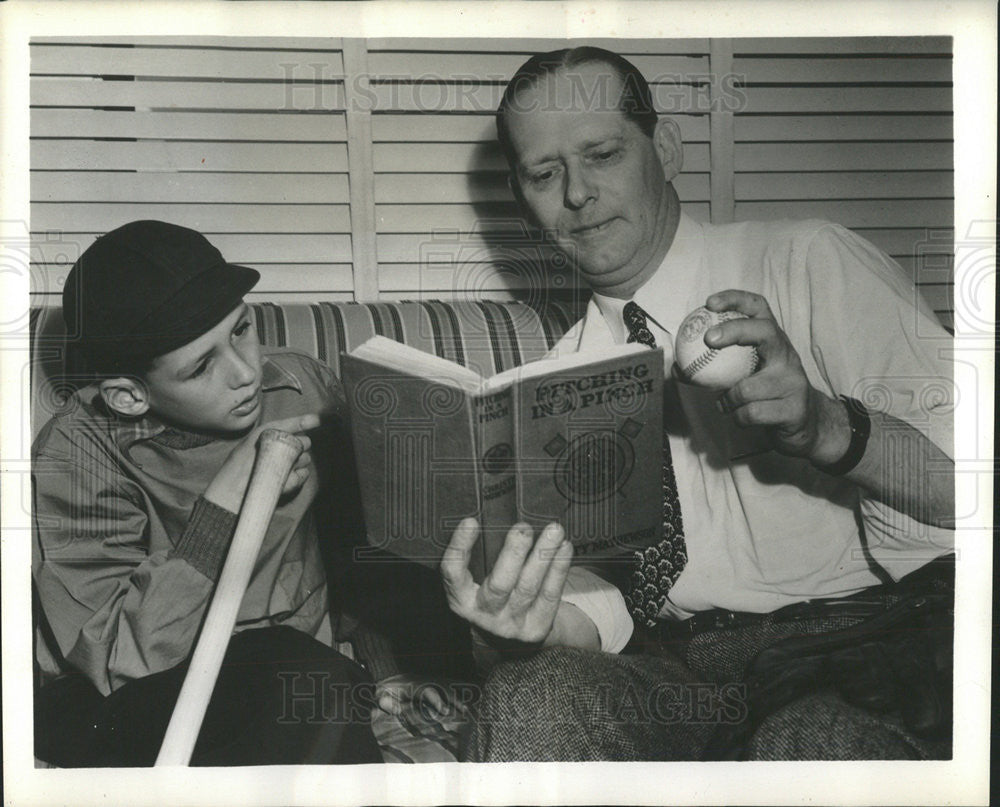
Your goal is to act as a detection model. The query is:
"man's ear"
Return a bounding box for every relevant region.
[652,117,684,182]
[99,377,151,418]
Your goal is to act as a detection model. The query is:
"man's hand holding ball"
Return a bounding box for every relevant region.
[675,290,849,465]
[674,306,759,389]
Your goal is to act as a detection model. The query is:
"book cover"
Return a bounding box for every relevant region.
[342,338,664,581]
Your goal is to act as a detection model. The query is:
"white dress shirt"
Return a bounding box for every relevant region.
[555,212,954,638]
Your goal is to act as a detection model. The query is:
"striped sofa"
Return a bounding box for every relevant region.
[30,297,585,764]
[31,299,583,440]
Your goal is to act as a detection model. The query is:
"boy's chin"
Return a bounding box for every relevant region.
[166,412,260,439]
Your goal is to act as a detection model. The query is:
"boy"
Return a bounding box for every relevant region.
[32,220,391,766]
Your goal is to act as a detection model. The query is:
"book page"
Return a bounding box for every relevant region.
[483,341,652,391]
[350,334,484,392]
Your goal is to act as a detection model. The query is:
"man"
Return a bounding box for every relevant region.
[32,220,405,766]
[439,47,954,760]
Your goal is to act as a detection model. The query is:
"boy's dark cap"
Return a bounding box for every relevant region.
[63,220,260,371]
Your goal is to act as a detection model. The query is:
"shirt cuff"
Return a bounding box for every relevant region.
[169,497,238,581]
[561,566,634,654]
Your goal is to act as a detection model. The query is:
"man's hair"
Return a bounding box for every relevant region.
[496,46,657,166]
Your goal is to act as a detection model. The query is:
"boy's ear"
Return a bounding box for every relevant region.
[99,377,151,418]
[652,117,684,182]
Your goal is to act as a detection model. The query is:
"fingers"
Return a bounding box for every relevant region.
[704,315,773,351]
[377,689,403,716]
[440,517,479,606]
[477,524,535,612]
[507,522,566,612]
[260,413,321,438]
[419,684,447,717]
[535,536,573,608]
[280,465,311,496]
[719,366,802,411]
[706,289,774,319]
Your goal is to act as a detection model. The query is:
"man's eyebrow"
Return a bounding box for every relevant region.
[581,135,624,150]
[518,135,625,169]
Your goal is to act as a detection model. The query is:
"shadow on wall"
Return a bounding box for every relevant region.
[463,136,589,314]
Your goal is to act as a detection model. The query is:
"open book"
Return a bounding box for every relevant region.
[342,336,664,581]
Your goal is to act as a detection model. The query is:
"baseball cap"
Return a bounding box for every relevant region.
[63,221,260,372]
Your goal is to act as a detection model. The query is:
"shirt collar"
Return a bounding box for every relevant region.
[112,353,304,453]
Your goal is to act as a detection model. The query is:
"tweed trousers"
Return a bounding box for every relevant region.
[462,567,953,762]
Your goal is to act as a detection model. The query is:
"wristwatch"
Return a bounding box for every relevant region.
[816,395,871,476]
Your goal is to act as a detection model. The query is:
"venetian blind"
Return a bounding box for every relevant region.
[30,36,953,327]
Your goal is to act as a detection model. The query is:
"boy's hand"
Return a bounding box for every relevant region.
[374,674,468,721]
[204,413,320,514]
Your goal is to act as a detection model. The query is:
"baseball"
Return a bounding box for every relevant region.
[674,307,759,389]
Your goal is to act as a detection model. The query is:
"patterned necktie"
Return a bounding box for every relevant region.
[622,301,687,626]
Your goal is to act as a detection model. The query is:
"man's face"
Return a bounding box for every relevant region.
[505,63,677,296]
[142,303,263,435]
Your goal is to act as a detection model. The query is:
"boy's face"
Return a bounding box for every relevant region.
[142,303,263,435]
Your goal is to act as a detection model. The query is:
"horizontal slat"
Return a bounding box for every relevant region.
[731,38,952,55]
[367,83,706,114]
[366,39,711,55]
[373,114,495,143]
[375,173,514,204]
[371,113,710,143]
[32,78,346,111]
[932,311,952,330]
[368,52,710,80]
[32,172,349,203]
[374,142,711,172]
[33,233,352,264]
[734,142,951,171]
[375,289,526,303]
[31,203,350,234]
[376,208,713,263]
[894,256,955,285]
[738,86,952,114]
[378,233,563,264]
[913,283,954,314]
[375,201,717,233]
[32,109,347,141]
[376,203,521,233]
[31,263,355,299]
[374,172,711,204]
[735,171,953,200]
[378,262,580,293]
[735,114,953,142]
[735,200,952,229]
[31,44,345,80]
[374,142,507,173]
[851,228,953,257]
[35,37,345,49]
[732,57,951,84]
[247,291,356,303]
[31,141,348,172]
[32,288,359,306]
[253,264,354,292]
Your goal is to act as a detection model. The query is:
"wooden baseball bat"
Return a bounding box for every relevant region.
[155,429,304,767]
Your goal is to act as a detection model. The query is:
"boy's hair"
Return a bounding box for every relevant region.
[63,221,259,376]
[496,46,658,167]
